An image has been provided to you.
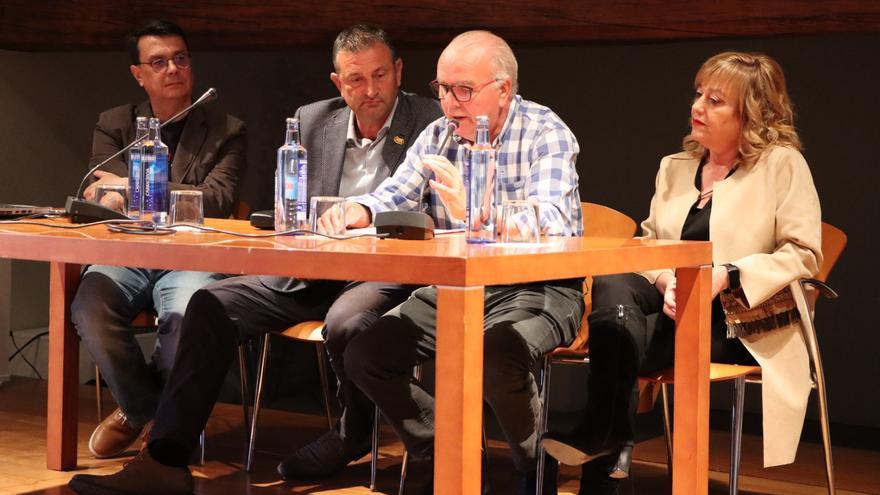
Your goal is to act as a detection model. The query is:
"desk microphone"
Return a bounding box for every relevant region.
[66,88,219,223]
[375,119,459,240]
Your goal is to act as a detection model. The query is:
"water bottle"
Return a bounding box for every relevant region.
[127,116,148,219]
[275,117,308,232]
[141,117,169,225]
[466,115,496,243]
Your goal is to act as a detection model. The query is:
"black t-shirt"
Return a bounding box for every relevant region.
[160,116,188,165]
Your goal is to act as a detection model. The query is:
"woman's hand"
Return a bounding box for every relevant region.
[655,272,677,319]
[711,265,730,298]
[423,154,466,220]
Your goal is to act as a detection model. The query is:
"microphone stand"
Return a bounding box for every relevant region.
[375,120,459,240]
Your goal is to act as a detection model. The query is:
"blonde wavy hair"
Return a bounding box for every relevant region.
[683,52,801,168]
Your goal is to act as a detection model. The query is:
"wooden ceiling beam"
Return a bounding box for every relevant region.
[2,0,879,51]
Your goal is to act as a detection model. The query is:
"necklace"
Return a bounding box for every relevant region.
[699,189,713,200]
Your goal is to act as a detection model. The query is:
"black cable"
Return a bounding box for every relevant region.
[103,221,391,240]
[0,217,390,240]
[8,330,46,379]
[0,218,142,228]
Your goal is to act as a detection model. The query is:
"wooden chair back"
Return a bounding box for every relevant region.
[552,203,637,355]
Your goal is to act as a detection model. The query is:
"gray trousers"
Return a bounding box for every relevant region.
[345,280,584,472]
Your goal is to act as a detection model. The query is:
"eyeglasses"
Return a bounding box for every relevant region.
[429,79,499,103]
[138,53,191,72]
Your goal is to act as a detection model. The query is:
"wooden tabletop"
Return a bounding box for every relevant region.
[0,217,711,286]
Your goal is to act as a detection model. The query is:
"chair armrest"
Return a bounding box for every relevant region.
[799,278,838,300]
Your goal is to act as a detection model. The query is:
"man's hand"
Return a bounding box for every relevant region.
[99,192,126,213]
[315,201,372,235]
[83,171,128,201]
[344,202,371,228]
[423,154,465,221]
[314,202,346,235]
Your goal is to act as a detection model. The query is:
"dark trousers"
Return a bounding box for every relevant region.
[345,280,584,472]
[147,276,415,461]
[582,273,756,457]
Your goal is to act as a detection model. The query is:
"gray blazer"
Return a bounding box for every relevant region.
[89,100,247,218]
[262,91,442,292]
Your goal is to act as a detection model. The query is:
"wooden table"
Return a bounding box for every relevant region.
[0,217,713,494]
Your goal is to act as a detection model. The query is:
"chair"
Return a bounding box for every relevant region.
[245,320,334,472]
[536,202,638,492]
[245,321,458,495]
[95,309,251,465]
[639,222,847,495]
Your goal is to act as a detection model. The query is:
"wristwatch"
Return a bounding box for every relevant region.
[723,263,741,292]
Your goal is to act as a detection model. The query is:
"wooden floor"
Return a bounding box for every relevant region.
[0,376,878,495]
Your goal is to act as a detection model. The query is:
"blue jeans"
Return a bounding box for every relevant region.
[71,265,226,428]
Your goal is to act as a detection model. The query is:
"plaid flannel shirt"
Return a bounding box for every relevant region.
[351,95,583,236]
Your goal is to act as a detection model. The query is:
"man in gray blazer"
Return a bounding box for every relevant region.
[69,24,441,495]
[71,19,246,461]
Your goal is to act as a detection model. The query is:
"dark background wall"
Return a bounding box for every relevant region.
[1,32,877,436]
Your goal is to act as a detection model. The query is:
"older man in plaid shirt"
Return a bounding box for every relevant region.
[337,30,584,495]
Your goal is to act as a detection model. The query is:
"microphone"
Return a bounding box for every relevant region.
[437,119,459,156]
[375,119,459,240]
[417,119,458,214]
[66,88,218,223]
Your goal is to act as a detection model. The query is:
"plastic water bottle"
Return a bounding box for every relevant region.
[141,117,169,225]
[466,115,496,243]
[127,116,148,219]
[275,117,308,232]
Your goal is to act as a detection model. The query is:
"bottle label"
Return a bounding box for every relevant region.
[295,157,308,222]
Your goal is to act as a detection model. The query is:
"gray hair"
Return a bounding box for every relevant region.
[449,30,519,95]
[332,25,397,71]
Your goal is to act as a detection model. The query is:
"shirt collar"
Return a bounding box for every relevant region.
[346,95,399,148]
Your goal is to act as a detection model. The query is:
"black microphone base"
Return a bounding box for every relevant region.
[374,211,435,240]
[65,196,130,224]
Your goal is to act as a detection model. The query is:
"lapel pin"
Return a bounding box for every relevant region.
[393,135,405,145]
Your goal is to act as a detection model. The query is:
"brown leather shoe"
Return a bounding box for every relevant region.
[69,449,193,495]
[88,408,144,459]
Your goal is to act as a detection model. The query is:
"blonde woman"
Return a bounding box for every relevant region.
[542,52,822,495]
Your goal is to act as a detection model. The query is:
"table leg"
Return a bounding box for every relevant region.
[47,261,80,470]
[434,285,484,495]
[672,265,711,494]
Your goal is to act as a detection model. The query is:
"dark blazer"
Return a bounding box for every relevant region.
[262,91,442,292]
[296,91,442,198]
[89,100,247,218]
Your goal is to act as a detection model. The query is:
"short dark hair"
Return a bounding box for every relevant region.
[126,20,190,65]
[332,25,397,71]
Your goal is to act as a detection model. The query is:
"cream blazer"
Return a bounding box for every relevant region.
[638,146,822,466]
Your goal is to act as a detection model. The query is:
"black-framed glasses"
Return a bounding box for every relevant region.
[138,53,191,72]
[429,79,499,103]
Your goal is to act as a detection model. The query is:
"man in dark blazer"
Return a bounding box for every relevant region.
[69,24,440,495]
[70,19,246,461]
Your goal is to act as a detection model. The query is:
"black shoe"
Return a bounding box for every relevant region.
[607,442,632,479]
[69,449,193,495]
[541,431,615,466]
[578,453,621,495]
[518,455,559,495]
[277,429,370,479]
